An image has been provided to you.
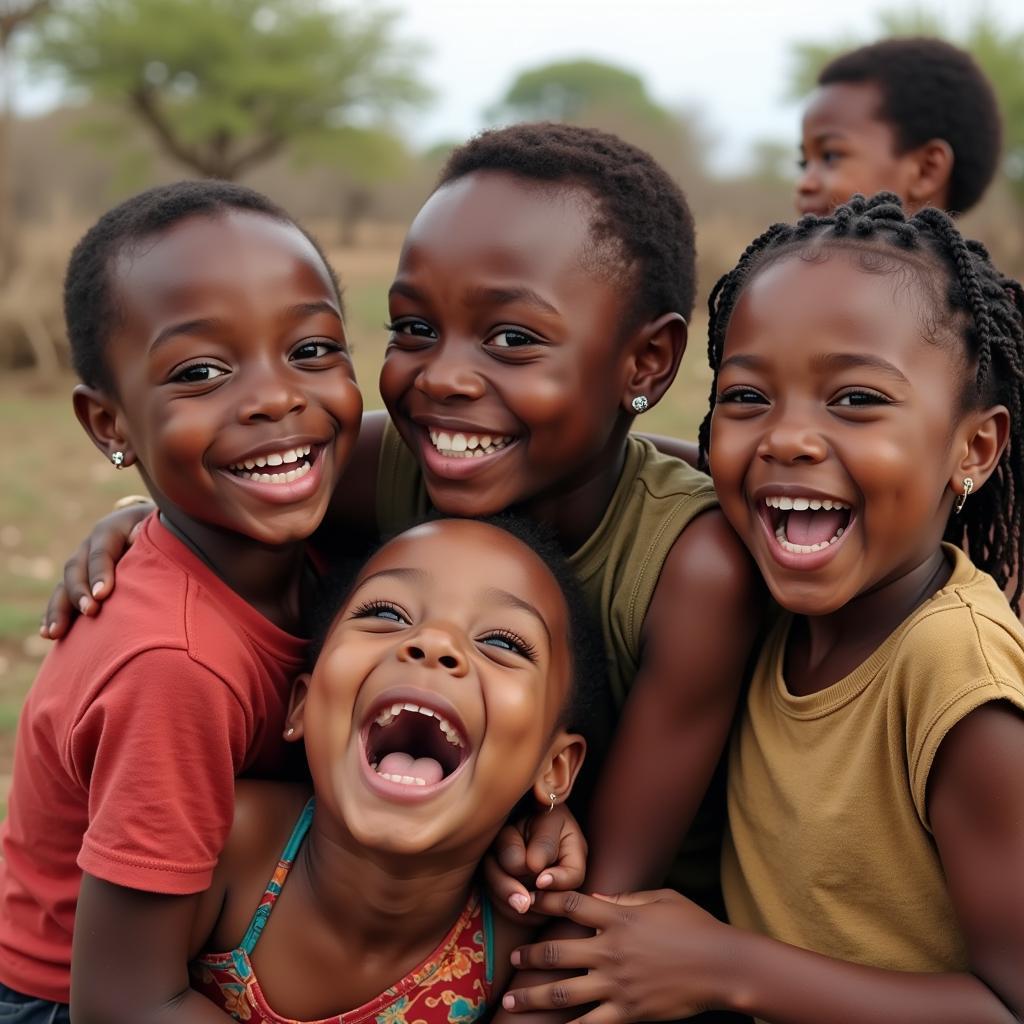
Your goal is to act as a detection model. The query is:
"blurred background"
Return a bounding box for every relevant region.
[0,0,1022,805]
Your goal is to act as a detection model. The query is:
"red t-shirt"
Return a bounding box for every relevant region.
[0,515,308,1002]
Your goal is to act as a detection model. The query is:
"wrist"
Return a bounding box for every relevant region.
[708,921,759,1014]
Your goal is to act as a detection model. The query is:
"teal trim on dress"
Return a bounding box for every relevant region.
[239,797,316,955]
[481,896,494,986]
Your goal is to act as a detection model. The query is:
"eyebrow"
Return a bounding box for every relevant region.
[388,279,559,317]
[812,352,909,384]
[484,587,552,646]
[150,301,342,352]
[353,567,429,590]
[720,351,909,385]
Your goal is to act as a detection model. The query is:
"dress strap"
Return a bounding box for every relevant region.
[239,797,315,955]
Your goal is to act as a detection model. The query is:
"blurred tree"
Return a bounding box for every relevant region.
[788,9,1024,205]
[32,0,429,181]
[488,58,673,128]
[0,0,49,284]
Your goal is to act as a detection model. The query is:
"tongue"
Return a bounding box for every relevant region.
[377,751,444,786]
[786,509,845,546]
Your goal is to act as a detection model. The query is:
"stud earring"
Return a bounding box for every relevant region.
[110,450,125,469]
[631,395,649,414]
[286,727,295,738]
[548,792,557,813]
[953,477,973,515]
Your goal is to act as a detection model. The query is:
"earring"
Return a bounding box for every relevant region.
[953,477,973,515]
[110,450,125,469]
[631,395,649,414]
[548,792,557,813]
[286,727,295,738]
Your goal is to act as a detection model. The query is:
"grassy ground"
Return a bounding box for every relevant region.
[0,242,712,812]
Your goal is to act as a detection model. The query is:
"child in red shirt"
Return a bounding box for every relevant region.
[0,180,362,1020]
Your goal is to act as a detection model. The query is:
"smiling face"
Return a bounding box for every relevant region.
[88,210,362,547]
[709,248,969,616]
[293,519,582,858]
[797,82,929,216]
[379,171,638,518]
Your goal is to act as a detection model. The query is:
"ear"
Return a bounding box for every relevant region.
[531,731,586,810]
[949,404,1010,499]
[905,138,954,211]
[284,673,311,741]
[621,312,687,415]
[72,384,136,468]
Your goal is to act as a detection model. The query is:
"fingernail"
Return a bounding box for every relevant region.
[537,872,553,888]
[47,622,56,637]
[503,994,515,1009]
[78,597,90,614]
[509,893,529,914]
[510,950,521,967]
[92,581,104,597]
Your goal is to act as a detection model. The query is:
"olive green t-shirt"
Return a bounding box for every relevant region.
[723,544,1024,976]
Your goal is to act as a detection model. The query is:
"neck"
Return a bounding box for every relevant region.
[800,546,953,677]
[157,507,309,634]
[518,428,630,553]
[299,814,482,960]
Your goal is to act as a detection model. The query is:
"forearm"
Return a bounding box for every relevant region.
[74,987,234,1024]
[724,928,1018,1024]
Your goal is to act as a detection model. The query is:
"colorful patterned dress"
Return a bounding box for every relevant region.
[190,799,495,1024]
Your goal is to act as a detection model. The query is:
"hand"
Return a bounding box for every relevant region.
[41,504,151,639]
[484,804,588,922]
[501,889,734,1023]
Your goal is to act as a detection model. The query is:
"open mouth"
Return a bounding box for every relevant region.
[364,701,468,788]
[427,429,515,460]
[762,495,852,554]
[227,444,318,484]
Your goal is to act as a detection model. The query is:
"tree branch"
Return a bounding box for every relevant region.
[129,85,215,177]
[0,0,50,45]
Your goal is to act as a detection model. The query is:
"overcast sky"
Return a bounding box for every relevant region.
[396,0,1021,172]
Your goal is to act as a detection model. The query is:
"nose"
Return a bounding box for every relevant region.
[397,625,469,677]
[414,340,486,403]
[236,360,307,423]
[757,410,828,465]
[796,162,821,202]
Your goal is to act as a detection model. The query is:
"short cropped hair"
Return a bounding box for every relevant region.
[64,180,341,392]
[438,122,697,326]
[819,38,1002,214]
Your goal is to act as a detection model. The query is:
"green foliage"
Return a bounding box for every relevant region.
[489,58,673,127]
[32,0,430,180]
[787,8,1024,202]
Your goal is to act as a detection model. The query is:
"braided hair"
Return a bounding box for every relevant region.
[698,193,1024,611]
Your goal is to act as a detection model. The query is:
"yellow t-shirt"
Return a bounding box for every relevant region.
[723,544,1024,973]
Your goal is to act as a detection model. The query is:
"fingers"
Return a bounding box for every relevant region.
[482,852,533,916]
[591,889,668,907]
[510,933,602,973]
[493,822,529,879]
[502,973,606,1014]
[530,891,619,930]
[41,582,74,640]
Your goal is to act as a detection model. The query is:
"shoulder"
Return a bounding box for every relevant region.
[220,780,311,874]
[647,509,763,628]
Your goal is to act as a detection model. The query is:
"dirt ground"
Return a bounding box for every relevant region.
[0,240,711,813]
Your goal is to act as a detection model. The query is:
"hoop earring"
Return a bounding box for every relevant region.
[548,792,556,813]
[631,395,649,414]
[110,450,125,469]
[953,477,973,515]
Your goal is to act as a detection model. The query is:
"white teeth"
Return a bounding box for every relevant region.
[229,445,315,476]
[233,461,312,485]
[774,519,847,554]
[428,429,513,458]
[376,771,427,787]
[370,703,464,748]
[764,495,850,511]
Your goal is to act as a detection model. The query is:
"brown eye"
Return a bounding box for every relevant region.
[172,363,229,383]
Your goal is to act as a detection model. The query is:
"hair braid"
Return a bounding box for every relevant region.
[699,192,1024,612]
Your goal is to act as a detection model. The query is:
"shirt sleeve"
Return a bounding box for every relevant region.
[903,609,1024,830]
[70,647,251,894]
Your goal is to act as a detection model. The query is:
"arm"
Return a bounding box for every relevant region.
[636,433,700,469]
[70,652,255,1022]
[503,702,1024,1024]
[492,512,762,1024]
[73,877,233,1024]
